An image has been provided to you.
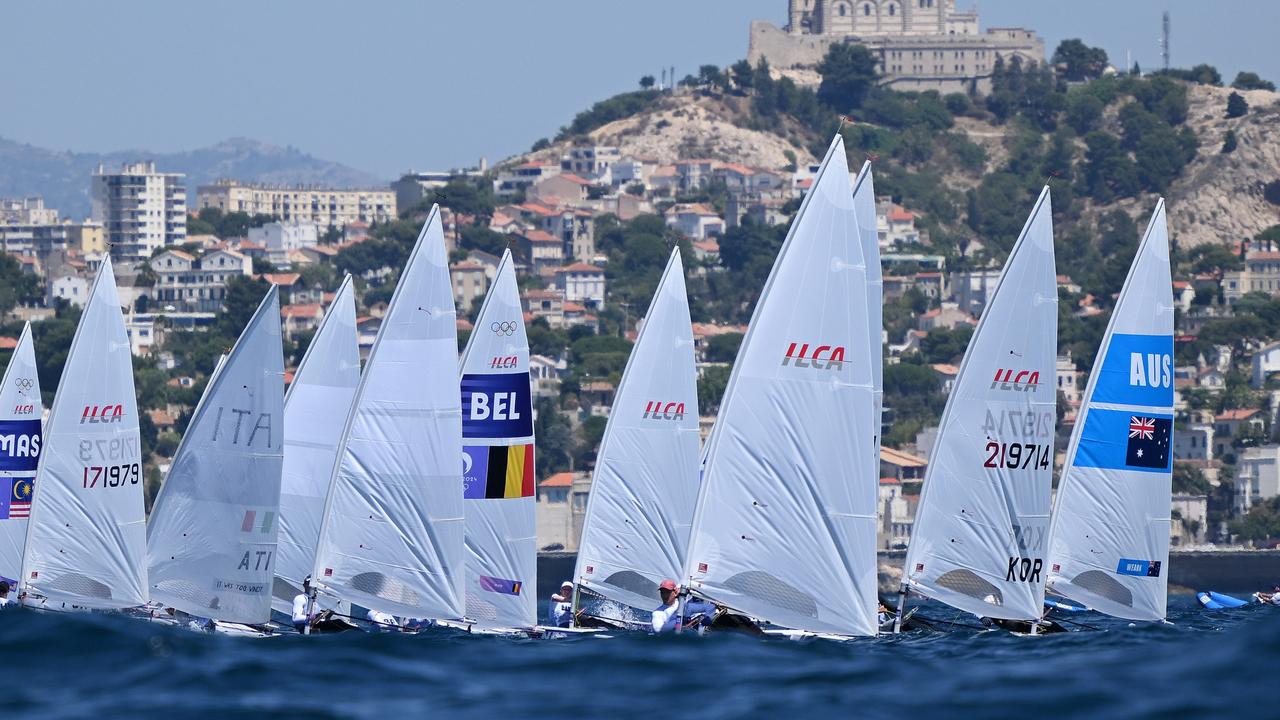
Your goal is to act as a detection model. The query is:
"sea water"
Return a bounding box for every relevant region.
[3,595,1273,718]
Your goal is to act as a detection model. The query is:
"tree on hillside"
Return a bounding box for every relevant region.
[1083,131,1140,202]
[639,75,655,89]
[1232,71,1276,91]
[816,43,879,112]
[1226,91,1249,118]
[1052,39,1108,81]
[1222,129,1238,153]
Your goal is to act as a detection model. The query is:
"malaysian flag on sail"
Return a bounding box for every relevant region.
[0,477,32,519]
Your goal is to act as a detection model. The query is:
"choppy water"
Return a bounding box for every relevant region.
[4,595,1275,718]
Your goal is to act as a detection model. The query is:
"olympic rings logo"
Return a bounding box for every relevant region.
[491,321,517,336]
[14,378,33,390]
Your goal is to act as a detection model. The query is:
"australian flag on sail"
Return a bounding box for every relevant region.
[1076,409,1172,474]
[1126,415,1171,469]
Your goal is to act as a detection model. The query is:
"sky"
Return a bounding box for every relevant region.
[2,0,1277,180]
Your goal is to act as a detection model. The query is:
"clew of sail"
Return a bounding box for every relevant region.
[146,285,285,623]
[272,275,360,615]
[1046,200,1174,621]
[310,205,464,620]
[901,187,1057,622]
[682,134,879,636]
[574,248,700,614]
[457,249,536,629]
[0,323,43,585]
[21,257,149,609]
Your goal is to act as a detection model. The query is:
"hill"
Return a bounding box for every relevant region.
[0,136,384,220]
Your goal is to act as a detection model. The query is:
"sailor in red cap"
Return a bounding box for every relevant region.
[651,579,682,633]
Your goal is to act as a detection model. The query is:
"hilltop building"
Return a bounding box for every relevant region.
[749,0,1045,93]
[195,180,396,228]
[91,162,187,262]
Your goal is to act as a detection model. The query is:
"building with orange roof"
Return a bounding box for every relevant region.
[280,303,325,339]
[665,203,725,240]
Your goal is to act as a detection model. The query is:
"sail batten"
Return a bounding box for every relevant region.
[682,135,879,636]
[901,187,1058,622]
[574,248,701,614]
[1046,200,1173,621]
[21,257,149,609]
[458,250,536,629]
[310,205,464,620]
[0,323,42,585]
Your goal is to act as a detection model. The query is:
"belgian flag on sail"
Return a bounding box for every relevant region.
[463,444,534,499]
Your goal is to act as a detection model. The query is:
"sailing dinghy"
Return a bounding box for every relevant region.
[308,205,465,628]
[21,257,149,610]
[571,247,700,630]
[456,249,537,634]
[0,323,42,587]
[1045,200,1174,622]
[894,187,1058,634]
[681,134,880,638]
[272,275,360,617]
[146,285,285,629]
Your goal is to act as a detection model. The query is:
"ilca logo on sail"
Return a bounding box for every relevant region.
[782,342,846,370]
[642,401,686,421]
[991,368,1039,392]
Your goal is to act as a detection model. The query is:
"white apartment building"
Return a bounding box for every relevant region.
[91,162,187,262]
[0,197,59,225]
[1056,353,1080,406]
[554,263,606,310]
[149,248,251,312]
[561,145,621,180]
[195,180,395,227]
[248,221,319,266]
[47,274,90,308]
[1234,445,1280,515]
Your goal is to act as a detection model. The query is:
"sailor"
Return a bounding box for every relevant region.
[367,608,400,630]
[1256,586,1280,605]
[651,579,681,633]
[292,576,317,632]
[549,581,574,628]
[0,581,10,608]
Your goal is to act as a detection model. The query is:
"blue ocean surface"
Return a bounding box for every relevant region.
[3,595,1274,719]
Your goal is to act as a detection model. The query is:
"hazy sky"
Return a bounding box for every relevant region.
[2,1,1276,179]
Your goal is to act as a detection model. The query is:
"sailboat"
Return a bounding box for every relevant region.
[681,134,880,638]
[272,275,360,616]
[456,249,537,632]
[1045,200,1174,622]
[309,205,465,624]
[0,323,42,587]
[146,285,285,626]
[21,257,149,609]
[895,186,1058,632]
[572,247,700,626]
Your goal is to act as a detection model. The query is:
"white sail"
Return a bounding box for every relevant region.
[683,135,879,636]
[273,275,359,614]
[1046,200,1173,621]
[574,248,700,613]
[310,205,464,619]
[458,249,536,629]
[21,257,149,609]
[901,187,1057,622]
[853,161,884,522]
[146,286,285,623]
[0,323,42,584]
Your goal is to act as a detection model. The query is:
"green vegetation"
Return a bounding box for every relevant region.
[558,90,661,140]
[186,207,275,238]
[1226,91,1249,118]
[1232,71,1276,91]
